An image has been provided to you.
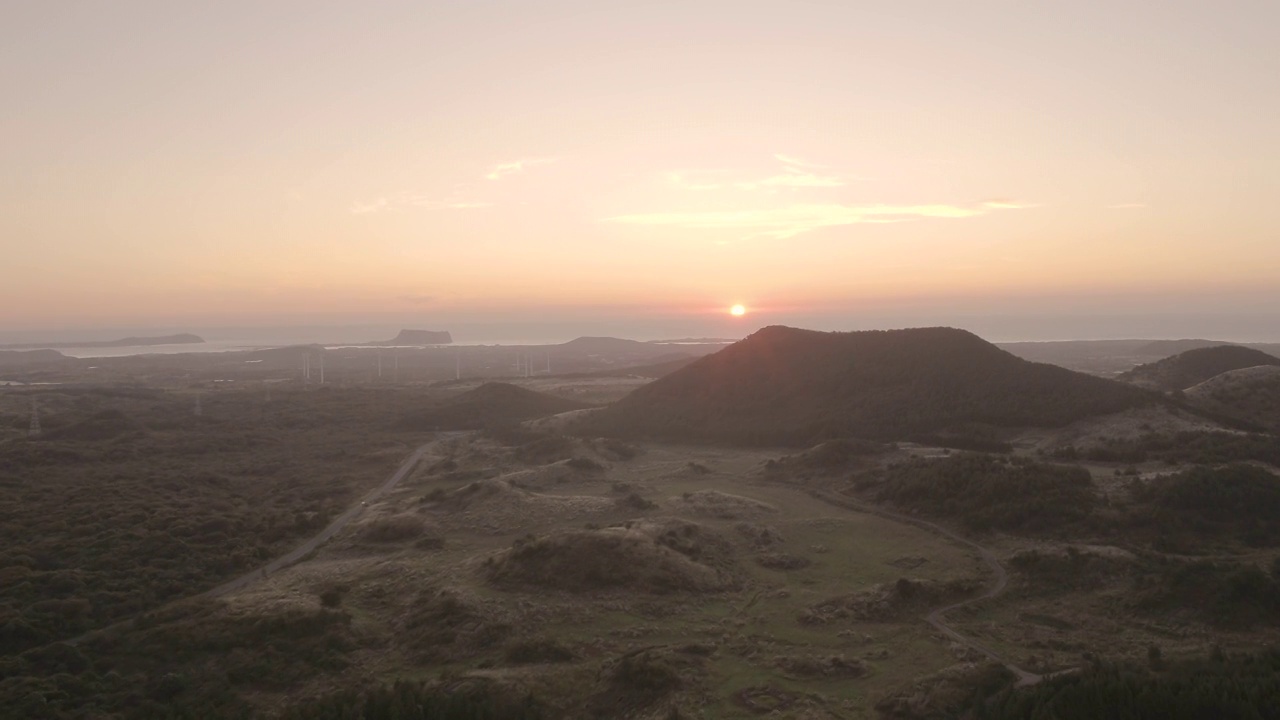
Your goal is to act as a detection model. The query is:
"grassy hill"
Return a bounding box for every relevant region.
[589,326,1156,446]
[400,382,591,430]
[1185,365,1280,431]
[1119,345,1280,391]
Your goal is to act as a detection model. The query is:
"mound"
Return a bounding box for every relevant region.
[1185,365,1280,431]
[674,490,777,520]
[400,383,591,430]
[483,525,735,594]
[802,577,982,624]
[433,479,613,532]
[590,326,1155,446]
[1119,345,1280,391]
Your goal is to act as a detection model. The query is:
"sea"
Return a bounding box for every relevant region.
[2,313,1278,359]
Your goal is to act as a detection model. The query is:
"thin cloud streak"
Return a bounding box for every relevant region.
[485,157,556,181]
[773,153,826,169]
[604,202,1017,239]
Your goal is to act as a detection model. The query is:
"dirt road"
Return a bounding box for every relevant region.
[202,434,455,599]
[810,490,1042,685]
[66,434,454,646]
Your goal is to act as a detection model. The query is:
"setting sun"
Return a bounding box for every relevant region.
[730,304,747,317]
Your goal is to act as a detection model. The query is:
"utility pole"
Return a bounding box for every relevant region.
[28,398,40,438]
[455,350,461,380]
[319,353,325,384]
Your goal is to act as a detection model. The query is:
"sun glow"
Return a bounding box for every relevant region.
[730,304,747,316]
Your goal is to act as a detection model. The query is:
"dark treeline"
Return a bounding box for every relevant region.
[1127,463,1280,548]
[975,648,1280,719]
[859,454,1097,532]
[1051,430,1280,466]
[280,681,543,720]
[859,454,1280,551]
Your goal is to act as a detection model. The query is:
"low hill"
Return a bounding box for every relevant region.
[0,334,203,350]
[400,382,591,430]
[1185,365,1280,431]
[0,349,67,368]
[588,326,1156,446]
[1118,345,1280,391]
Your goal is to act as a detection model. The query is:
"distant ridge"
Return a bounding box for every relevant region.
[589,326,1156,446]
[366,329,452,346]
[0,333,204,350]
[1118,345,1280,391]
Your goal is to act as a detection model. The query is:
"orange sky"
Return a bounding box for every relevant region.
[3,2,1279,331]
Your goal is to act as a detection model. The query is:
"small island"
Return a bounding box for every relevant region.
[366,329,453,346]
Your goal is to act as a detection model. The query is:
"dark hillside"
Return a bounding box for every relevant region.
[589,326,1155,446]
[400,383,590,430]
[1119,345,1280,391]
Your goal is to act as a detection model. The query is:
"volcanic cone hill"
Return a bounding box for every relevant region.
[589,326,1157,446]
[400,382,591,430]
[1118,345,1280,391]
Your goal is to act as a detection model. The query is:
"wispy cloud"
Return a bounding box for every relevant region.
[980,199,1039,209]
[773,153,826,169]
[485,157,556,181]
[349,193,491,214]
[604,202,1019,239]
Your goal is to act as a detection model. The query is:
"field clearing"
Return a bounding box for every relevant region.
[225,435,991,718]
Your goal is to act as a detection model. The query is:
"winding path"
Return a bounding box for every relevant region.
[66,433,456,646]
[809,489,1043,686]
[201,434,455,599]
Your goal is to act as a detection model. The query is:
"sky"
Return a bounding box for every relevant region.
[3,1,1279,340]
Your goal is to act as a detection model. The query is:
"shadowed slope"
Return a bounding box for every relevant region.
[589,326,1155,446]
